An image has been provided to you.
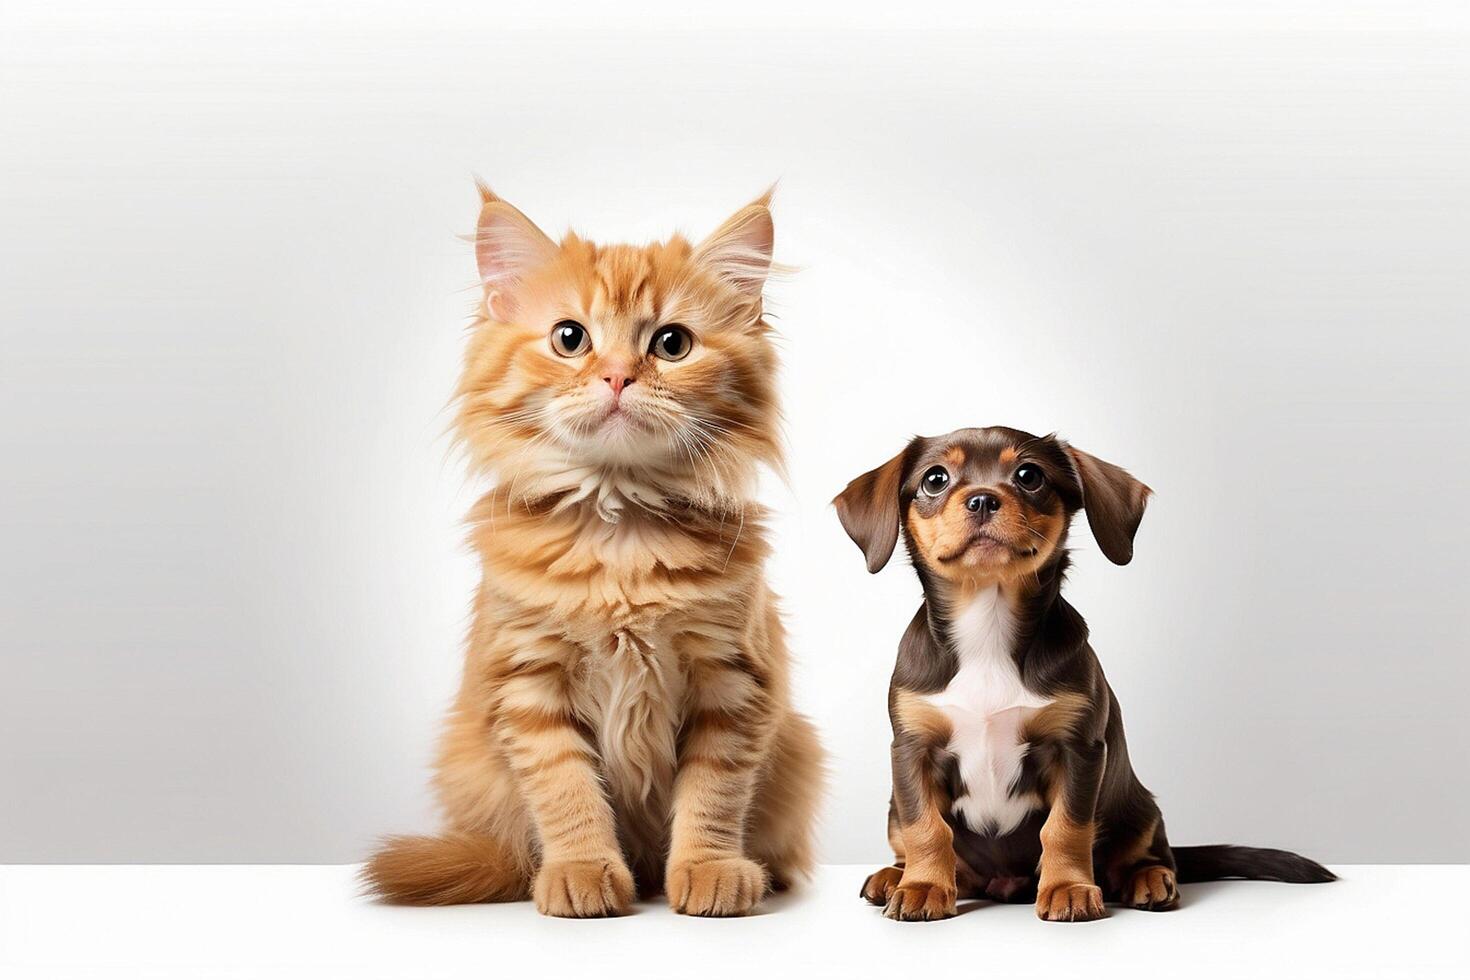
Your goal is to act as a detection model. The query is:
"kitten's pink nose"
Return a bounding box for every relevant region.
[602,373,635,397]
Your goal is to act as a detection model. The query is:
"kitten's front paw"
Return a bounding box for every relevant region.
[667,857,769,917]
[533,858,635,918]
[883,880,957,921]
[1036,881,1106,922]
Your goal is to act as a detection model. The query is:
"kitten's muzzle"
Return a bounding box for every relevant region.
[602,374,636,398]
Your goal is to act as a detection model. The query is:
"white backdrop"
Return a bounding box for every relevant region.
[3,0,1467,864]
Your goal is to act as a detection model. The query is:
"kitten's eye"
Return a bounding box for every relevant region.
[1014,464,1045,492]
[920,467,950,496]
[550,320,590,357]
[649,325,693,362]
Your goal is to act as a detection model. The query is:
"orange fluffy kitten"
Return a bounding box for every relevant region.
[363,185,823,917]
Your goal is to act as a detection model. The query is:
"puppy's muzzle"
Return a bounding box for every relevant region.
[964,492,1001,525]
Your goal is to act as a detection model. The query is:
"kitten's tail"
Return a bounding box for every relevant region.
[1173,844,1336,884]
[361,832,529,905]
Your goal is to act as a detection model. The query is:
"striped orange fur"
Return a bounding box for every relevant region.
[363,185,823,917]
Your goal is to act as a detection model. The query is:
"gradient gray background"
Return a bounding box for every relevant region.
[3,0,1467,863]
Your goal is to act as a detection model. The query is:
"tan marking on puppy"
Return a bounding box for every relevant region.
[1100,813,1177,910]
[905,491,979,569]
[999,447,1019,466]
[1102,815,1159,892]
[861,865,904,906]
[1037,879,1106,922]
[1125,865,1179,911]
[907,485,1068,591]
[943,446,968,469]
[1036,768,1104,922]
[898,804,954,882]
[905,508,940,560]
[1022,690,1093,743]
[1011,507,1065,571]
[884,877,956,921]
[893,688,955,745]
[886,784,958,922]
[1036,805,1105,922]
[862,807,910,906]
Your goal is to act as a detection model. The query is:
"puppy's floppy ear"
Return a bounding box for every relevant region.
[834,447,909,573]
[1066,446,1152,566]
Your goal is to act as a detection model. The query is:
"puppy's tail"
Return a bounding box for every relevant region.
[361,832,529,905]
[1173,844,1336,884]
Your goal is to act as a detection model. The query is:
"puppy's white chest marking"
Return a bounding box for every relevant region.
[923,587,1051,836]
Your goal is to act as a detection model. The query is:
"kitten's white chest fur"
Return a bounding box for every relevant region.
[923,586,1051,836]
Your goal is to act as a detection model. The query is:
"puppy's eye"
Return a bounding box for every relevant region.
[920,467,950,496]
[649,325,693,362]
[1014,464,1045,492]
[550,320,590,357]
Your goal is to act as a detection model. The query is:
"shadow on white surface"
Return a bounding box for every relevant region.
[1,864,1464,979]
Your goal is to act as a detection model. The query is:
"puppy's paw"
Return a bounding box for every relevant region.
[861,866,903,906]
[883,880,957,921]
[667,857,768,917]
[1036,881,1106,922]
[1125,865,1179,911]
[532,858,635,918]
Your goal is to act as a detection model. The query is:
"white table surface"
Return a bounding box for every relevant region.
[2,864,1464,979]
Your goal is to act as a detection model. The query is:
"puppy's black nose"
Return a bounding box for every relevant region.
[966,493,1001,523]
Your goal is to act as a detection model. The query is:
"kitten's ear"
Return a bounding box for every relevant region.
[474,181,557,321]
[693,188,775,299]
[833,445,910,573]
[1065,445,1152,565]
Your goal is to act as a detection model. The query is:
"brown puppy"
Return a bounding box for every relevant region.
[835,426,1333,922]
